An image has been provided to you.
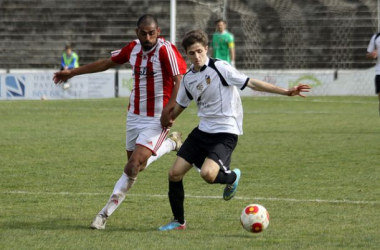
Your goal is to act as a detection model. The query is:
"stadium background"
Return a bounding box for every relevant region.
[0,0,379,98]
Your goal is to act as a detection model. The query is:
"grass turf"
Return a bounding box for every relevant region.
[1,96,379,249]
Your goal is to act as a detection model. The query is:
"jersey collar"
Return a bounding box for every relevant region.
[191,57,209,73]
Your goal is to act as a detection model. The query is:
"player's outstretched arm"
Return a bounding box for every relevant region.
[247,78,311,97]
[53,58,119,84]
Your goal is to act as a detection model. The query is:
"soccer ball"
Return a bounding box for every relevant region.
[240,204,269,233]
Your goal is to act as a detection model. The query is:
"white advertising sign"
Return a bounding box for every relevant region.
[118,70,133,97]
[0,70,115,100]
[239,69,374,96]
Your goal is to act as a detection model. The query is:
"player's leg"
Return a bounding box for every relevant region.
[199,132,241,200]
[145,131,182,168]
[200,158,237,184]
[375,75,380,115]
[91,118,159,229]
[90,145,152,230]
[159,128,210,231]
[96,126,169,216]
[159,156,193,231]
[201,157,241,201]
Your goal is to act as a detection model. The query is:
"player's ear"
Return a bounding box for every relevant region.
[135,28,139,36]
[205,45,208,52]
[157,28,161,36]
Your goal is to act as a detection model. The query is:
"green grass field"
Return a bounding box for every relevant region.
[1,96,380,250]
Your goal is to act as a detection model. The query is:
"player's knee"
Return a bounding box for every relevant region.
[200,170,214,184]
[168,168,183,182]
[124,160,144,178]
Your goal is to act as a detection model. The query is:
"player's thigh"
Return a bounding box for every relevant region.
[177,128,208,168]
[126,114,168,155]
[169,156,193,181]
[207,132,238,173]
[136,127,169,156]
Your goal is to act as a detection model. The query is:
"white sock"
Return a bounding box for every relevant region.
[145,138,175,168]
[100,173,136,217]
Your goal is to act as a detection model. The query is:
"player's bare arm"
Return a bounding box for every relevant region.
[53,58,119,84]
[170,104,185,121]
[160,74,183,128]
[366,50,378,59]
[230,47,235,66]
[247,79,311,97]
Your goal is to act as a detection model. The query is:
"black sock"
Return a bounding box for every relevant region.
[213,171,237,184]
[168,180,185,224]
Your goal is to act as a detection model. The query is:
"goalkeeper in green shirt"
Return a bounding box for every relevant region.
[211,19,236,67]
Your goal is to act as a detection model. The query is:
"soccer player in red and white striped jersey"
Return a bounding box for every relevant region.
[53,14,187,229]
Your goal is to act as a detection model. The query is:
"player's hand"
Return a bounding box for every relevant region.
[287,84,311,98]
[160,106,174,128]
[53,70,72,84]
[372,50,378,59]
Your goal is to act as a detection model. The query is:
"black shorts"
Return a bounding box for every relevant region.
[375,75,380,94]
[177,127,238,172]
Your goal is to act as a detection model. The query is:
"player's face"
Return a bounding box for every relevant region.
[136,24,161,51]
[216,21,226,33]
[186,42,208,71]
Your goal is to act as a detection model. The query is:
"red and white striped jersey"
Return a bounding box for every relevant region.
[111,38,187,117]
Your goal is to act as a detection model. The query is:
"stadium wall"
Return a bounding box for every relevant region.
[0,0,378,70]
[0,68,375,100]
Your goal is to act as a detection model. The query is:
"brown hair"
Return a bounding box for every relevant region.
[181,30,208,52]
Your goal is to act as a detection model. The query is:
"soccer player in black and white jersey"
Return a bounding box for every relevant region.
[158,29,310,231]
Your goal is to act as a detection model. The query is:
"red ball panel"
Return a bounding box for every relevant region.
[245,205,259,215]
[251,223,263,233]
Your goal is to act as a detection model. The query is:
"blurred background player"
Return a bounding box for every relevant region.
[210,19,235,67]
[53,14,187,229]
[366,32,380,115]
[158,29,310,231]
[60,44,79,89]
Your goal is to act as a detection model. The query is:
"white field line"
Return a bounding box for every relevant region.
[4,190,379,205]
[249,98,378,104]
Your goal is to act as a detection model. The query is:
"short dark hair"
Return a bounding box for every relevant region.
[215,19,226,25]
[181,30,209,52]
[137,14,158,28]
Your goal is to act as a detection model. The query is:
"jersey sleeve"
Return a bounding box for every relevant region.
[215,60,248,90]
[176,76,192,108]
[367,34,376,53]
[111,41,137,64]
[227,33,235,49]
[159,43,188,77]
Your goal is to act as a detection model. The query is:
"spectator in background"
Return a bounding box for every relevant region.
[53,14,187,230]
[61,44,79,70]
[210,19,235,67]
[60,45,79,90]
[366,33,380,115]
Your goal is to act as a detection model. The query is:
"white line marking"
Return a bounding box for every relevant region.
[4,190,379,205]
